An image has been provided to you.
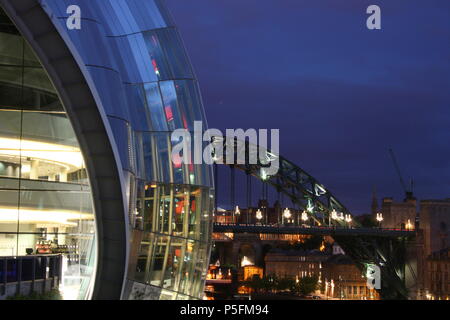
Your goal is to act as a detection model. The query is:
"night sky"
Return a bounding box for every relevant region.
[165,0,450,214]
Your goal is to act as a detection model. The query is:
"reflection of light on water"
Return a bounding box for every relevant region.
[241,256,253,267]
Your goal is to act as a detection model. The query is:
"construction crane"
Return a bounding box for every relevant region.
[388,148,414,200]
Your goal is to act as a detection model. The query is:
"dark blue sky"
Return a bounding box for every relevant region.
[165,0,450,214]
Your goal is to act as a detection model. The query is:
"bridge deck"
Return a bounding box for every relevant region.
[213,223,414,237]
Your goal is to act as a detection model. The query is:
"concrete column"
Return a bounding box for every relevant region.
[29,159,40,180]
[59,168,68,182]
[405,234,424,299]
[14,165,20,177]
[6,165,13,177]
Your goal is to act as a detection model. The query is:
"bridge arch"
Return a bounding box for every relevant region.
[212,137,416,299]
[212,136,353,227]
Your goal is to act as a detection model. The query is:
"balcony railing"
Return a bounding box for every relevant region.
[0,254,62,296]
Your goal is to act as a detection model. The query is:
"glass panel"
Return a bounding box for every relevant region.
[23,41,40,67]
[162,237,185,291]
[6,258,18,282]
[173,80,206,128]
[178,239,197,295]
[0,7,97,300]
[159,81,184,131]
[147,235,167,287]
[0,233,16,256]
[106,3,215,301]
[0,190,19,234]
[0,30,22,65]
[143,28,193,81]
[144,82,168,132]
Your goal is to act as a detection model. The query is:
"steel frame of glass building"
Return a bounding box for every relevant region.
[0,0,214,300]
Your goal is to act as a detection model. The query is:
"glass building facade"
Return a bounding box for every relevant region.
[0,8,96,300]
[0,0,213,300]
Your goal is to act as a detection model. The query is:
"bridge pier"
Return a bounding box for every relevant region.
[231,240,241,268]
[333,235,414,300]
[405,232,425,299]
[228,233,264,268]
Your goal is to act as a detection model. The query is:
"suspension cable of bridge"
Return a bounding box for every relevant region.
[230,165,235,223]
[246,171,251,225]
[214,162,218,215]
[277,189,282,225]
[262,181,268,225]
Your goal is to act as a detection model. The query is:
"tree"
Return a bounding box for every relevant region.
[296,276,319,296]
[302,235,323,250]
[276,277,295,292]
[355,214,378,228]
[261,275,277,293]
[245,274,265,293]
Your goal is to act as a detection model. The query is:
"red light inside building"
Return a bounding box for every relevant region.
[165,105,174,121]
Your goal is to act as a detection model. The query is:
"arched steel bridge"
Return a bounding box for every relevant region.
[210,136,417,300]
[211,135,352,227]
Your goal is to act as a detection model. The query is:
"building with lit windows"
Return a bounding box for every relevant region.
[0,0,213,300]
[322,254,379,300]
[264,249,327,280]
[425,247,450,300]
[380,197,417,230]
[375,196,450,299]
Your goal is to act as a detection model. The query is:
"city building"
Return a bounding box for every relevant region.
[0,1,213,300]
[206,265,233,282]
[375,196,450,255]
[425,248,450,300]
[264,248,327,280]
[375,195,450,299]
[413,199,450,299]
[380,197,417,230]
[241,265,264,281]
[420,199,450,257]
[322,254,379,300]
[263,246,379,300]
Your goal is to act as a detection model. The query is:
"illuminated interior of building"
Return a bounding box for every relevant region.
[0,8,96,300]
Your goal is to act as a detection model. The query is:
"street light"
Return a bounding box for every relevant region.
[329,209,338,227]
[331,209,338,220]
[301,210,309,223]
[345,214,352,227]
[376,212,383,228]
[256,209,263,224]
[260,168,268,181]
[406,219,413,230]
[234,205,240,225]
[283,208,291,224]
